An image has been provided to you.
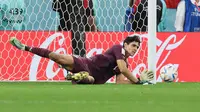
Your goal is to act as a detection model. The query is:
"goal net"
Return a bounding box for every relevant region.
[0,0,156,82]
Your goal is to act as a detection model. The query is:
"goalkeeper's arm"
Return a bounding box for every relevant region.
[117,59,154,84]
[116,73,153,85]
[116,74,133,84]
[117,59,139,84]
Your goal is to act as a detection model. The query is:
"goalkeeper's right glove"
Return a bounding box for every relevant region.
[135,78,153,85]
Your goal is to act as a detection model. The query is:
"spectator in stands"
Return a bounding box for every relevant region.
[175,0,200,32]
[158,0,167,32]
[125,0,166,32]
[0,0,26,30]
[124,0,140,31]
[165,0,180,8]
[52,0,98,57]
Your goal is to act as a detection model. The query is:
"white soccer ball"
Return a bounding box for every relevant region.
[160,64,178,82]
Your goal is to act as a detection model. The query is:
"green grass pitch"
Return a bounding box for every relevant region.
[0,82,200,112]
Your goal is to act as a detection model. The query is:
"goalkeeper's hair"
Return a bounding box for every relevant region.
[123,35,141,47]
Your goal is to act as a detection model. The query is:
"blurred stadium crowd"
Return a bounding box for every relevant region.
[0,0,199,32]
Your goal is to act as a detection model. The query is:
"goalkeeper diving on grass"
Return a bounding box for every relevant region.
[10,35,154,85]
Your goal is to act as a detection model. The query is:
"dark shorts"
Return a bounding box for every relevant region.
[70,56,92,73]
[70,56,113,84]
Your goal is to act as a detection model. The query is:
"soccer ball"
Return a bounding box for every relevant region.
[160,64,178,82]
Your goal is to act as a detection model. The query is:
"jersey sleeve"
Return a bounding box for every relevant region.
[112,45,125,60]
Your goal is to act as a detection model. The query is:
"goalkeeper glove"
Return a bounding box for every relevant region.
[140,69,154,81]
[135,78,153,85]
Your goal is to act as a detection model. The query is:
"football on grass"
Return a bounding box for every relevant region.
[160,64,178,82]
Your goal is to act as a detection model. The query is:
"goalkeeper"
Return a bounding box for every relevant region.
[10,35,154,85]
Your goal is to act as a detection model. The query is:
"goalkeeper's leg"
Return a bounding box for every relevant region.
[10,37,95,84]
[10,37,74,70]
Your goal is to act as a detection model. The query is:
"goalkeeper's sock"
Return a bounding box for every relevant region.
[25,46,52,58]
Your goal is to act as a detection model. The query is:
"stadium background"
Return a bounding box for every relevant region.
[23,0,176,31]
[1,1,200,112]
[1,0,199,82]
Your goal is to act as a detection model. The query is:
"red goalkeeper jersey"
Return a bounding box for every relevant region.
[71,44,127,84]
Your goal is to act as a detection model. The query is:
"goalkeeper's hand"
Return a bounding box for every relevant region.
[135,80,153,85]
[140,69,154,81]
[135,69,154,85]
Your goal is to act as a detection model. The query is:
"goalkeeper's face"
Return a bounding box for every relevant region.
[124,41,140,56]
